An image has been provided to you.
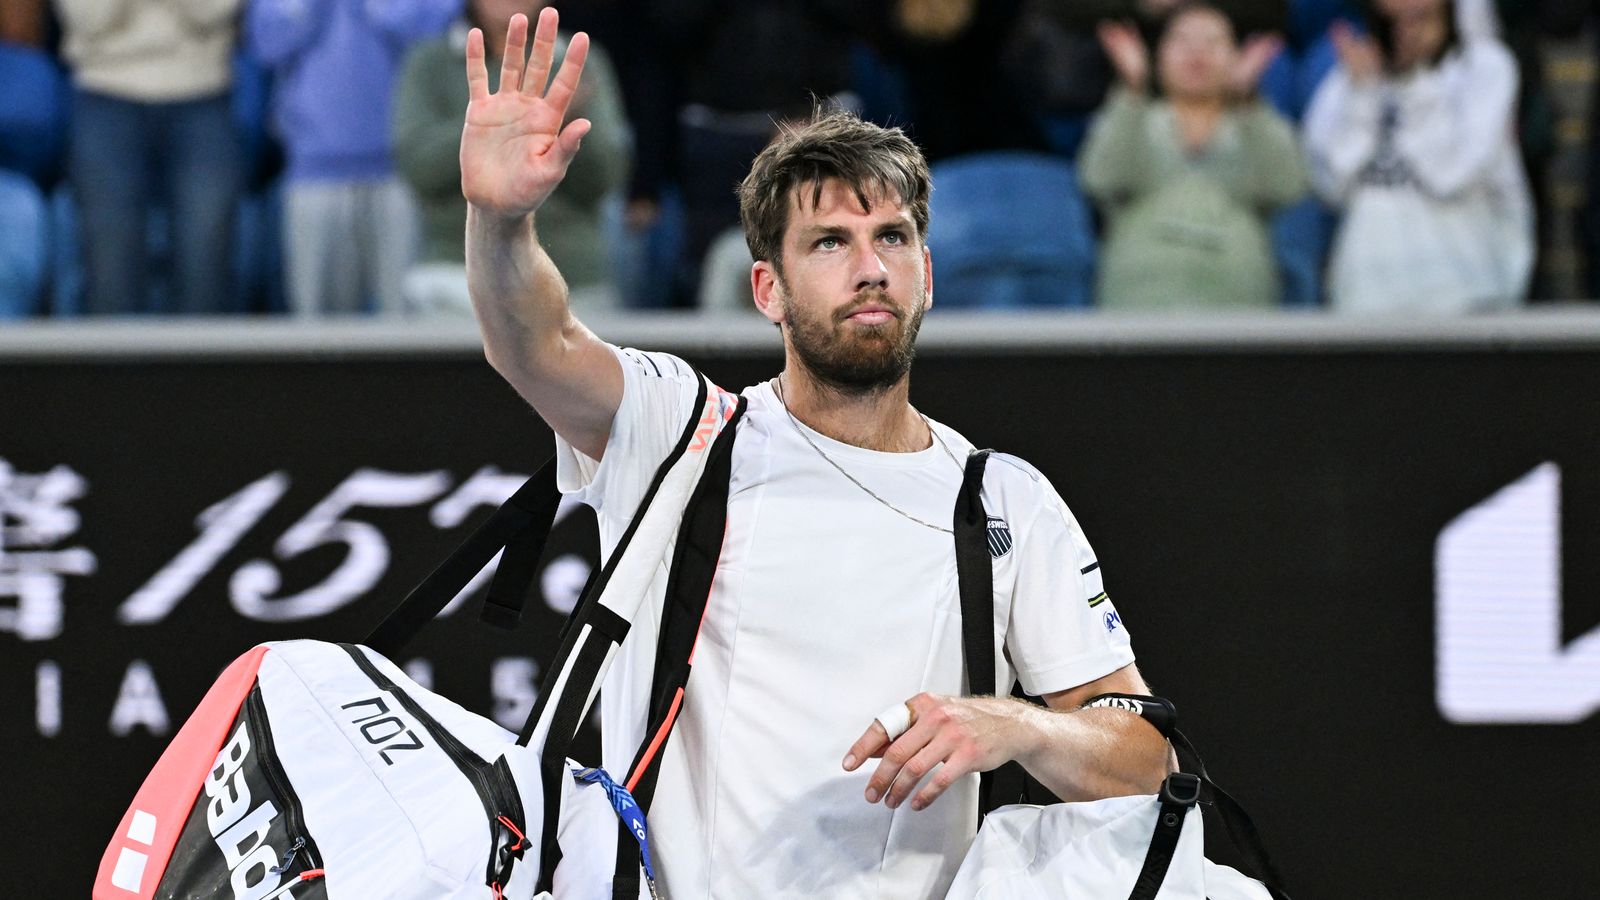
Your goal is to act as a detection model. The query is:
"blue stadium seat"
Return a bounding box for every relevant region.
[1036,113,1092,160]
[927,152,1096,309]
[48,185,83,316]
[1273,196,1337,308]
[1260,48,1302,121]
[0,170,47,318]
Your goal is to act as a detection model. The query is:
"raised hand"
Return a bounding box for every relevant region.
[1330,21,1384,84]
[1230,33,1284,98]
[460,8,592,221]
[1097,20,1150,93]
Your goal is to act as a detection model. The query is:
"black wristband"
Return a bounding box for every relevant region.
[1081,693,1177,739]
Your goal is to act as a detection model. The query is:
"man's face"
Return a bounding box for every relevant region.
[753,178,932,394]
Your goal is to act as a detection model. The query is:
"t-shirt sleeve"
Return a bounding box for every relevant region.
[1004,474,1137,697]
[553,345,701,528]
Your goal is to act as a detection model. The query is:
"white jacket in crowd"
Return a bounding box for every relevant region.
[1304,38,1533,314]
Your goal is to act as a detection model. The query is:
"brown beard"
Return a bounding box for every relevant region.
[780,285,927,396]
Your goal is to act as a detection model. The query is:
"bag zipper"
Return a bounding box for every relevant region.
[261,869,327,900]
[244,689,324,876]
[336,644,528,891]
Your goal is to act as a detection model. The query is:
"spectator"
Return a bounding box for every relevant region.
[1303,0,1532,313]
[0,36,66,318]
[394,0,631,317]
[1079,3,1307,310]
[994,2,1289,159]
[55,0,244,315]
[248,0,460,318]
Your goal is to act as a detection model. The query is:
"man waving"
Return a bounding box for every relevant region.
[460,9,1169,897]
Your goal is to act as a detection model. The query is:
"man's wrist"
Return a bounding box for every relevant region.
[468,203,535,235]
[1004,698,1058,770]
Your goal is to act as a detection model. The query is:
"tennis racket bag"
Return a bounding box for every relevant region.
[94,375,744,900]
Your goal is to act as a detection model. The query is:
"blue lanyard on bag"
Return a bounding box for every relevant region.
[571,766,660,898]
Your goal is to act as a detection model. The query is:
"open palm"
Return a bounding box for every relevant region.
[1230,33,1284,97]
[460,8,592,220]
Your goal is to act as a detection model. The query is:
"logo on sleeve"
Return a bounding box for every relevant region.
[985,516,1012,558]
[1103,610,1122,633]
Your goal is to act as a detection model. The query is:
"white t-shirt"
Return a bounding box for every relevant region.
[554,347,1136,900]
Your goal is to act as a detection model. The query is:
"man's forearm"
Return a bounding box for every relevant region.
[1013,704,1172,801]
[465,206,575,380]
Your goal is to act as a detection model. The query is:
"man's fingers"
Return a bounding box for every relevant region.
[909,752,972,812]
[842,720,891,772]
[864,717,937,803]
[544,31,590,115]
[884,739,951,810]
[523,6,560,96]
[465,28,489,101]
[499,13,529,93]
[555,117,592,163]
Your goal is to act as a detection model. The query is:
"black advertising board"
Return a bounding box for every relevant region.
[3,340,1597,897]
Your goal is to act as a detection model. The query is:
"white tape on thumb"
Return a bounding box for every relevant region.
[874,702,913,741]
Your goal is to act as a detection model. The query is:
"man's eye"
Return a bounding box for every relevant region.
[882,231,906,245]
[816,237,840,250]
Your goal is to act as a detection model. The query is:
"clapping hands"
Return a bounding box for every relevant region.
[1331,21,1384,84]
[1098,20,1150,93]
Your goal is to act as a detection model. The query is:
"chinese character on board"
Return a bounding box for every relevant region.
[0,459,96,641]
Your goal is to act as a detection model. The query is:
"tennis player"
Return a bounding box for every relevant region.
[461,8,1170,897]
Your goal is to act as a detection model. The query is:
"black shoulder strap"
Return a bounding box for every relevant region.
[611,395,747,900]
[1168,729,1292,900]
[953,449,1001,818]
[955,449,996,698]
[530,376,711,892]
[366,373,711,660]
[953,449,1052,817]
[363,458,561,658]
[1128,772,1203,900]
[951,451,1291,900]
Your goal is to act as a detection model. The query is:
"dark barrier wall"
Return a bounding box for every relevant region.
[3,339,1598,897]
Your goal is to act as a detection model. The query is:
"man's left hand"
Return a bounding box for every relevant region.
[841,693,1033,812]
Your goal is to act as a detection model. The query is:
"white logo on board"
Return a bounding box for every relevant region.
[1435,463,1600,724]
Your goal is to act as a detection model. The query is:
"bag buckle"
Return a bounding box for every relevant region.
[1159,772,1202,807]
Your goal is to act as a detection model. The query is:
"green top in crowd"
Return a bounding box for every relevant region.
[1080,2,1308,310]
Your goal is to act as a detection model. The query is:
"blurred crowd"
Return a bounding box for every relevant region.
[0,0,1595,320]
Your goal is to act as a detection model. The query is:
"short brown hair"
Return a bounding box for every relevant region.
[738,109,932,274]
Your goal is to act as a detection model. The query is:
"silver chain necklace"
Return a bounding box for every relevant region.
[773,376,963,535]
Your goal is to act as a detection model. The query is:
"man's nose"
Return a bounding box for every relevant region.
[852,244,889,292]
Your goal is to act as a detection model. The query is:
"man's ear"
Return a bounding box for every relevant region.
[752,260,785,325]
[923,244,934,312]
